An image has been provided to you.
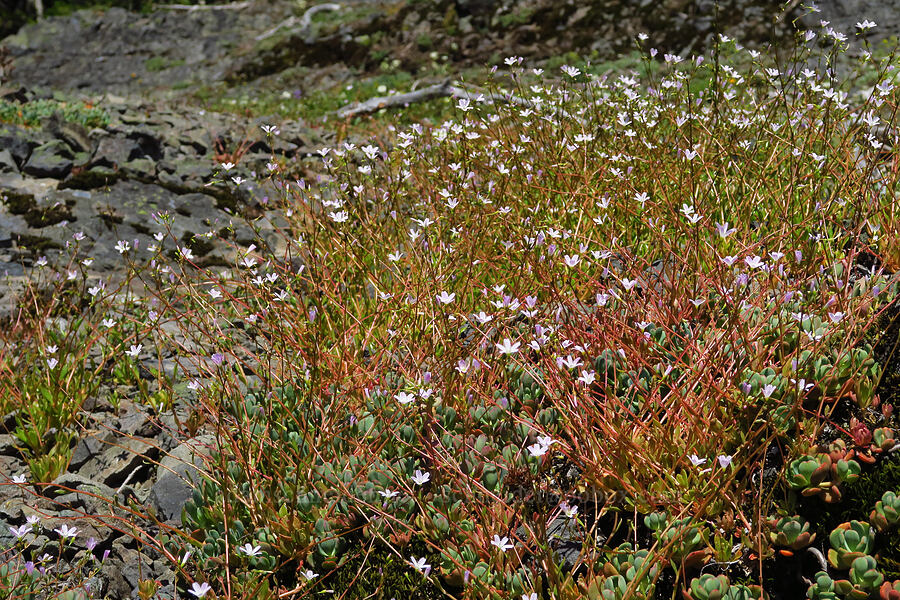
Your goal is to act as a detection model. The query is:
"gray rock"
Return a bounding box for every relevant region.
[92,135,142,169]
[0,124,43,168]
[81,436,159,489]
[70,430,117,470]
[23,140,74,178]
[149,434,216,525]
[0,149,18,173]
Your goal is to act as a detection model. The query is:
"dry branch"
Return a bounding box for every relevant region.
[336,79,583,124]
[156,1,251,11]
[254,2,341,42]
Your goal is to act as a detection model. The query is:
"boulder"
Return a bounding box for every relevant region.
[23,140,74,178]
[149,434,216,525]
[0,149,18,173]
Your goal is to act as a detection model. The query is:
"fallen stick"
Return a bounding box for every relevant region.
[336,79,583,124]
[254,3,340,42]
[157,1,251,11]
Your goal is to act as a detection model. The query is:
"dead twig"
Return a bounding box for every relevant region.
[254,2,341,42]
[156,1,251,11]
[336,79,584,124]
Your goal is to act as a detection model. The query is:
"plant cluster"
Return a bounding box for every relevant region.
[0,98,109,129]
[2,10,900,600]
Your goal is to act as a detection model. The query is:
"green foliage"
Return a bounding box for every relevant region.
[871,491,900,532]
[770,515,816,550]
[827,521,874,570]
[0,99,109,129]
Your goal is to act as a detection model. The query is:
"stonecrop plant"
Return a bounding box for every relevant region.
[3,10,900,600]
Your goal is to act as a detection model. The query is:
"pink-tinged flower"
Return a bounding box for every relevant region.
[411,470,431,486]
[563,254,580,267]
[715,222,736,238]
[211,353,225,366]
[10,525,29,539]
[47,358,59,369]
[717,455,733,469]
[436,291,456,305]
[577,370,596,385]
[189,582,212,598]
[744,255,764,269]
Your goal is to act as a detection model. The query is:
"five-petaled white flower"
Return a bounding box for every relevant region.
[436,291,456,304]
[411,470,431,486]
[189,582,212,598]
[395,392,416,405]
[491,535,514,552]
[115,240,130,254]
[237,543,262,557]
[55,524,78,539]
[126,344,142,358]
[496,339,521,355]
[12,474,26,484]
[378,489,399,499]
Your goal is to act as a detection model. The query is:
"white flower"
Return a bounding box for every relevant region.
[237,543,262,557]
[410,556,431,575]
[179,247,194,260]
[490,535,514,552]
[436,291,456,305]
[577,370,596,385]
[12,474,26,484]
[857,19,876,30]
[496,338,521,355]
[561,65,581,78]
[411,470,431,486]
[220,162,235,170]
[189,582,212,598]
[762,384,776,398]
[54,524,78,539]
[395,392,416,405]
[301,569,317,581]
[717,455,733,469]
[828,311,844,323]
[688,455,707,467]
[378,489,399,499]
[744,255,765,269]
[561,503,578,518]
[115,240,130,254]
[47,357,59,369]
[329,210,349,223]
[528,443,548,458]
[126,344,142,358]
